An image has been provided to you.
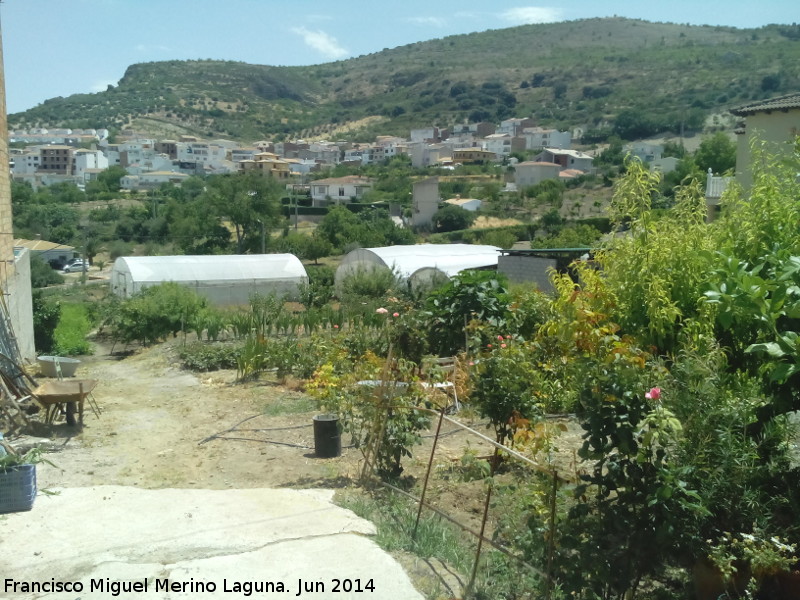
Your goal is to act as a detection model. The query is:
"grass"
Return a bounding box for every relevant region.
[260,392,316,417]
[53,303,93,356]
[337,484,549,599]
[336,488,477,599]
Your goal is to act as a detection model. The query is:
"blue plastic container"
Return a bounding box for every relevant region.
[0,464,37,513]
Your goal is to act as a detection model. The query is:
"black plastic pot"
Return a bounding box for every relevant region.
[313,414,341,458]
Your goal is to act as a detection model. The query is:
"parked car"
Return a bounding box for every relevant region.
[63,259,88,273]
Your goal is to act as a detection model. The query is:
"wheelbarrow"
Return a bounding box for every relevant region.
[32,379,99,426]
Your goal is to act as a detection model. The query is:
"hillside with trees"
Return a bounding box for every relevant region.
[9,18,800,141]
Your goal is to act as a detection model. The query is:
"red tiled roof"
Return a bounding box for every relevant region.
[730,93,800,116]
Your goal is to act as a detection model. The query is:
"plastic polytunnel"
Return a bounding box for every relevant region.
[334,244,501,290]
[110,254,308,305]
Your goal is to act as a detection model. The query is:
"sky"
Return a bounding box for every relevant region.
[0,0,796,115]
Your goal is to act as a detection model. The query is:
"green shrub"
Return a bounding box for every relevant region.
[32,290,60,353]
[470,341,542,444]
[425,270,510,356]
[298,265,335,309]
[110,283,207,346]
[178,342,241,371]
[30,256,64,288]
[432,204,476,232]
[338,267,399,301]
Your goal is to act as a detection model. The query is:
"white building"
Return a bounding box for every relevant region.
[410,127,442,143]
[650,156,679,174]
[482,133,524,157]
[309,176,373,206]
[121,171,190,191]
[444,196,482,211]
[624,143,663,163]
[497,118,535,136]
[535,148,594,173]
[515,161,561,188]
[11,149,40,175]
[522,127,571,151]
[176,142,229,170]
[72,149,109,180]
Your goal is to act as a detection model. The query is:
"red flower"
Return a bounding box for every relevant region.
[645,387,661,401]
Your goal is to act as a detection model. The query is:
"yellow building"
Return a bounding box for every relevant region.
[730,93,800,190]
[452,148,496,165]
[239,152,290,179]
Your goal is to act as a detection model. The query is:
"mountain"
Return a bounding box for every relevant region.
[9,18,800,142]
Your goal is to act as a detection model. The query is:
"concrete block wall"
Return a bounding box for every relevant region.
[498,255,556,293]
[0,24,35,362]
[8,248,35,361]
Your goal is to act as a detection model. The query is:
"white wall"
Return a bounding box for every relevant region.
[8,248,35,361]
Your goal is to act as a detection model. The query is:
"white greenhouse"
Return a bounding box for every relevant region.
[111,254,308,305]
[335,244,501,290]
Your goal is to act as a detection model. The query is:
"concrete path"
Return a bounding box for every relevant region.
[1,486,424,600]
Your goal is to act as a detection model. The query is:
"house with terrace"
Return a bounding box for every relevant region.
[309,176,373,207]
[535,148,594,173]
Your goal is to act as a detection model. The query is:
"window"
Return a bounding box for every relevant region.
[338,187,345,196]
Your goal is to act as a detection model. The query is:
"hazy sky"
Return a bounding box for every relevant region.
[1,0,796,114]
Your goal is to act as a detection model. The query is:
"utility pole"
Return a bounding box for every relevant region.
[257,219,265,254]
[294,183,299,231]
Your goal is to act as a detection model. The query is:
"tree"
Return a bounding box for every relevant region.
[96,165,127,193]
[203,172,281,254]
[304,234,333,265]
[613,108,659,140]
[694,132,736,174]
[432,204,475,232]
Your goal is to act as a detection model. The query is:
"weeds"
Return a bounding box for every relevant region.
[53,303,93,355]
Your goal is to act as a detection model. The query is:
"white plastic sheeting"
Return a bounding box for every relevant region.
[335,244,501,289]
[111,254,308,305]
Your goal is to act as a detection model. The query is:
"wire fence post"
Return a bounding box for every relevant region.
[465,445,499,599]
[546,469,558,600]
[412,404,446,540]
[359,344,394,483]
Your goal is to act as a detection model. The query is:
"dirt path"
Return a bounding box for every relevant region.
[31,341,360,491]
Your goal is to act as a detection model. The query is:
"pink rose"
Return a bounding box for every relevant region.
[501,343,507,348]
[393,312,400,317]
[333,324,339,329]
[497,335,504,341]
[376,307,389,314]
[645,387,661,400]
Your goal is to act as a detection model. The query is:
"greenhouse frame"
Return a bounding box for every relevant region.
[335,244,501,290]
[110,254,308,305]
